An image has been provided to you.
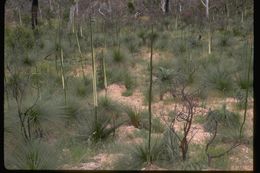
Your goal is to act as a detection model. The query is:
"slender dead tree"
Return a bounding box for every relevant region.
[205,119,241,167]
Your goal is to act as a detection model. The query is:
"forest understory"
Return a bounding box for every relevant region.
[4,0,253,171]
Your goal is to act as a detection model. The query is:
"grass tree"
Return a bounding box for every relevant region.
[97,17,108,96]
[102,19,108,96]
[98,49,108,96]
[75,25,86,79]
[9,139,59,169]
[74,0,85,79]
[90,14,98,127]
[6,65,43,141]
[68,0,78,34]
[200,0,212,54]
[102,51,108,96]
[147,25,157,164]
[58,0,67,105]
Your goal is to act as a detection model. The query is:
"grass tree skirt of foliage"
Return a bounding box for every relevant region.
[4,0,253,171]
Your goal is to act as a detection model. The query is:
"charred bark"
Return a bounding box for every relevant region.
[31,0,38,29]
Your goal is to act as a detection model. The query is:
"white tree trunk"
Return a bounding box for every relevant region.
[161,0,166,13]
[49,0,53,11]
[39,7,42,20]
[175,15,178,30]
[200,0,209,18]
[226,3,229,18]
[75,1,79,16]
[208,30,212,54]
[161,0,170,14]
[18,8,22,25]
[201,0,211,55]
[80,26,83,37]
[206,0,209,19]
[68,5,76,33]
[241,11,244,23]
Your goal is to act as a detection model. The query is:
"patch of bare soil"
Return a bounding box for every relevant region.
[206,97,235,110]
[238,108,254,137]
[229,145,253,170]
[117,125,143,145]
[61,125,144,170]
[138,48,173,63]
[65,162,101,170]
[95,83,253,170]
[151,101,210,144]
[62,153,123,170]
[98,84,211,145]
[166,121,211,144]
[69,64,93,77]
[92,153,123,169]
[187,124,211,144]
[141,163,167,170]
[99,84,146,111]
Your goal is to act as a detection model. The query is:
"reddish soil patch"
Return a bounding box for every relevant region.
[141,163,167,170]
[99,84,146,111]
[229,145,253,170]
[116,125,143,145]
[69,65,93,77]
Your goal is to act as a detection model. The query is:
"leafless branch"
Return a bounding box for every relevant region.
[200,0,206,8]
[205,119,241,166]
[188,128,199,144]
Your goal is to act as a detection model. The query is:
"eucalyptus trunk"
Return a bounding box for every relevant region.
[175,15,178,30]
[68,4,76,33]
[75,30,86,79]
[208,28,212,55]
[80,25,83,38]
[241,11,244,24]
[49,0,53,11]
[31,0,38,30]
[18,8,22,26]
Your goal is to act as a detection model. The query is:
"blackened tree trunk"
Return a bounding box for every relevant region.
[165,0,170,13]
[31,0,38,29]
[161,0,170,14]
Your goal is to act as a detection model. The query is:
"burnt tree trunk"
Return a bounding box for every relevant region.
[165,0,170,13]
[161,0,170,14]
[31,0,38,29]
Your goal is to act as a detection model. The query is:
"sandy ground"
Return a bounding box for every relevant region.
[63,67,253,170]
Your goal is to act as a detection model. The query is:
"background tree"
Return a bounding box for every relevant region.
[31,0,38,30]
